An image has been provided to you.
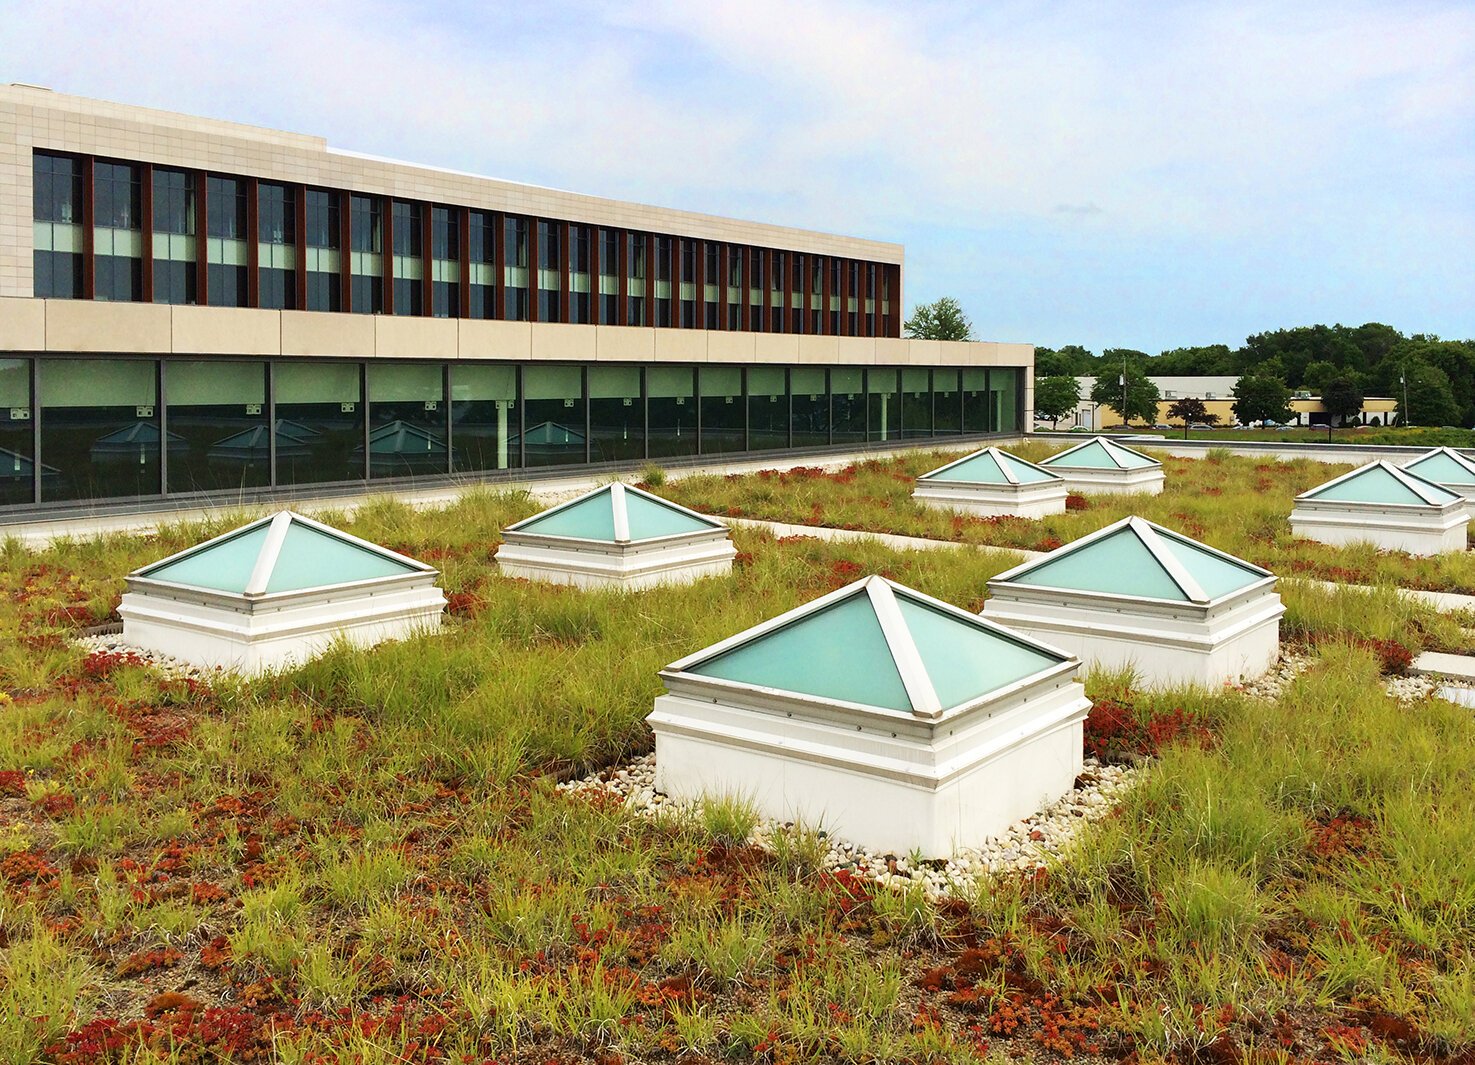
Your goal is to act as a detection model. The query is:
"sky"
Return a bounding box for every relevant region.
[3,0,1472,353]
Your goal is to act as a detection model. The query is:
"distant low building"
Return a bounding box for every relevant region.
[1053,376,1396,430]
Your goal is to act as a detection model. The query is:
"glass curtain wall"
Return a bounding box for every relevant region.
[747,367,787,449]
[468,211,495,318]
[747,250,764,330]
[789,255,805,333]
[769,252,785,332]
[654,237,672,327]
[152,169,195,305]
[867,368,900,442]
[699,366,743,454]
[791,368,828,447]
[367,363,445,478]
[933,369,963,435]
[597,229,618,325]
[165,361,269,494]
[962,369,989,433]
[206,176,248,306]
[451,364,517,472]
[430,206,459,318]
[990,368,1020,432]
[0,361,35,506]
[258,183,296,310]
[809,257,823,333]
[40,359,158,501]
[504,217,529,320]
[391,201,424,316]
[678,240,696,327]
[831,368,865,445]
[536,221,561,323]
[647,366,696,458]
[588,365,642,462]
[305,189,341,312]
[349,195,384,314]
[274,362,364,485]
[703,244,719,329]
[725,247,743,330]
[902,369,932,439]
[626,234,647,326]
[33,153,84,299]
[94,161,142,302]
[522,365,584,466]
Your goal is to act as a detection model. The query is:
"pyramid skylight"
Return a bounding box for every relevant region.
[670,575,1069,717]
[919,447,1060,486]
[993,516,1270,604]
[1402,448,1475,489]
[1296,460,1462,508]
[136,511,430,597]
[1039,437,1160,470]
[507,482,723,543]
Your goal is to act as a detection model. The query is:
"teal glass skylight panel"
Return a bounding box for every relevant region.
[690,595,912,712]
[141,523,271,593]
[895,596,1059,707]
[1307,466,1437,505]
[998,453,1056,483]
[1042,440,1119,469]
[1158,533,1262,599]
[926,451,1008,483]
[263,523,418,593]
[516,492,618,541]
[624,492,719,539]
[1408,452,1475,486]
[1008,529,1186,600]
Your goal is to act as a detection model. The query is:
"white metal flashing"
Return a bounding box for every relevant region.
[244,511,294,596]
[865,576,943,718]
[610,482,632,543]
[1128,516,1209,603]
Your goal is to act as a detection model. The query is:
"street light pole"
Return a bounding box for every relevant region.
[1401,365,1409,428]
[1120,354,1128,430]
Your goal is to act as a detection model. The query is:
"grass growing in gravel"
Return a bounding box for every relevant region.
[659,445,1475,595]
[1,488,1474,1062]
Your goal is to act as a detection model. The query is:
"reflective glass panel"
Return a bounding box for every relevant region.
[367,363,446,479]
[902,368,932,438]
[451,363,518,473]
[962,368,989,433]
[747,366,787,450]
[522,365,584,466]
[868,368,900,442]
[0,360,35,506]
[831,368,865,445]
[166,361,269,494]
[990,367,1020,432]
[647,365,696,459]
[588,365,643,462]
[699,366,743,454]
[791,367,828,447]
[933,369,962,434]
[40,359,159,501]
[274,362,365,485]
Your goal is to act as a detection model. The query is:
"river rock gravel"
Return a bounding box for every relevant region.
[559,753,1143,898]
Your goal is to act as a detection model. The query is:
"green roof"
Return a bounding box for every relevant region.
[991,517,1271,604]
[1299,461,1462,507]
[675,576,1067,715]
[508,483,723,543]
[137,512,427,596]
[1403,448,1475,488]
[1039,437,1159,470]
[920,447,1060,485]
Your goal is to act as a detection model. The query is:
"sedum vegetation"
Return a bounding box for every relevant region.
[0,479,1473,1062]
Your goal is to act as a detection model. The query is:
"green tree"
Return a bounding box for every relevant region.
[1090,369,1161,427]
[1166,397,1216,437]
[1320,374,1364,427]
[1399,363,1461,427]
[1035,345,1095,376]
[1231,374,1292,427]
[1033,375,1081,429]
[904,297,972,341]
[1302,360,1339,392]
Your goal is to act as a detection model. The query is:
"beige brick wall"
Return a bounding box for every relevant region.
[2,85,903,301]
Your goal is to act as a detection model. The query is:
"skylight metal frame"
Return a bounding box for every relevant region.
[1296,459,1464,509]
[504,480,725,546]
[1403,447,1475,488]
[917,446,1062,488]
[1039,436,1162,471]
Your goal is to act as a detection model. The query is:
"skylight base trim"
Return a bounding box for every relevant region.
[1035,464,1165,496]
[913,479,1068,519]
[495,528,736,589]
[1288,501,1469,557]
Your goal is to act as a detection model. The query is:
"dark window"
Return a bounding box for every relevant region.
[626,233,647,326]
[152,168,196,305]
[747,366,787,449]
[699,366,743,454]
[597,228,618,325]
[274,362,365,485]
[349,194,383,314]
[963,369,989,433]
[258,183,296,310]
[305,188,341,312]
[451,363,518,471]
[831,368,865,444]
[431,206,459,318]
[504,216,528,321]
[678,240,696,328]
[93,161,142,302]
[726,247,743,330]
[830,259,842,335]
[165,361,269,493]
[703,243,719,329]
[790,254,805,333]
[391,201,423,316]
[39,358,158,501]
[367,362,445,478]
[468,210,495,319]
[588,365,642,461]
[0,359,35,505]
[522,365,584,466]
[902,369,932,438]
[933,369,963,435]
[568,225,591,324]
[647,365,696,458]
[868,368,899,441]
[810,257,824,333]
[847,261,861,336]
[770,251,785,333]
[749,250,764,331]
[536,220,561,323]
[32,153,84,299]
[791,367,828,446]
[206,176,248,307]
[654,236,672,327]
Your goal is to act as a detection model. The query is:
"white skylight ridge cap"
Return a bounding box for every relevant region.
[864,576,942,717]
[919,447,1062,486]
[1126,517,1208,603]
[610,482,632,543]
[1040,436,1160,470]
